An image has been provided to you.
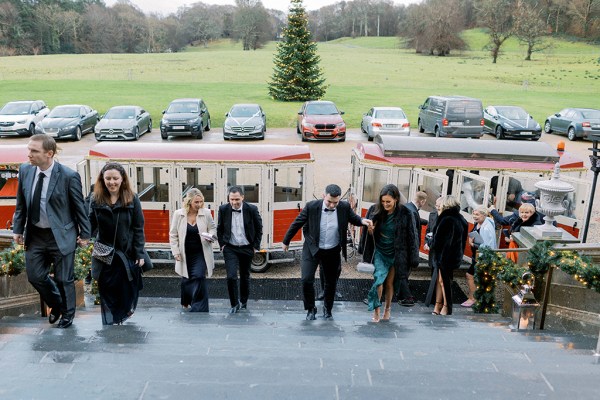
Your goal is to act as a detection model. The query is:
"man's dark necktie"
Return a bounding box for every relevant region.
[232,209,241,213]
[323,208,335,212]
[30,173,45,224]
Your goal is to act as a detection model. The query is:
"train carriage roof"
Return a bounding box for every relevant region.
[355,136,584,170]
[88,143,313,162]
[0,145,29,166]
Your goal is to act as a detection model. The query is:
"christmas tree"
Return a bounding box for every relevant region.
[268,0,327,101]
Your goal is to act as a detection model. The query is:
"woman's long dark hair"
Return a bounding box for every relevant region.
[371,184,401,226]
[93,162,134,206]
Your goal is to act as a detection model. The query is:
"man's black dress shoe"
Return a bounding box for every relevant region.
[399,297,416,307]
[316,292,325,301]
[323,311,333,320]
[57,316,73,329]
[306,307,317,320]
[240,303,247,310]
[229,303,241,314]
[48,308,61,324]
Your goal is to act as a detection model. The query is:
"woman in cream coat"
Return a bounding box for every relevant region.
[169,188,216,312]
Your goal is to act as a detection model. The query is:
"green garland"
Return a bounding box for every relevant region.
[74,243,93,281]
[474,241,600,314]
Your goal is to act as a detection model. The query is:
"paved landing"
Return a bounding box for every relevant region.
[0,298,598,400]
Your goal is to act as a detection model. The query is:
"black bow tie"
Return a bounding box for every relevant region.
[323,208,335,212]
[232,209,242,213]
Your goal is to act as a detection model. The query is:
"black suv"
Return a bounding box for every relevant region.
[160,98,211,139]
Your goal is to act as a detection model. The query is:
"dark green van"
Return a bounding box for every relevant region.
[417,95,484,138]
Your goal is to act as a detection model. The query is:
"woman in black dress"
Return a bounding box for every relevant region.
[89,162,145,325]
[169,188,216,312]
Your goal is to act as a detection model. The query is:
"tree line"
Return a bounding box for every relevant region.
[0,0,598,58]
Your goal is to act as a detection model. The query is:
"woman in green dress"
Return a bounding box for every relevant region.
[364,184,419,322]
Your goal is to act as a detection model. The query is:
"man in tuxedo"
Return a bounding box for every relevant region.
[217,185,263,314]
[400,191,428,306]
[13,134,91,328]
[282,184,372,320]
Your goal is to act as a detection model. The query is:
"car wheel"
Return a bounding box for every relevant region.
[75,126,82,141]
[418,119,424,133]
[360,122,366,134]
[29,123,35,136]
[544,121,552,134]
[495,125,504,140]
[147,119,152,133]
[434,125,440,137]
[567,127,577,141]
[532,137,540,141]
[205,117,211,132]
[195,127,203,139]
[301,134,307,142]
[133,126,140,141]
[260,128,265,140]
[160,131,168,140]
[296,123,301,134]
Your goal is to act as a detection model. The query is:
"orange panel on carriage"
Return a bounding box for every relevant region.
[143,210,170,243]
[273,209,302,242]
[0,205,16,230]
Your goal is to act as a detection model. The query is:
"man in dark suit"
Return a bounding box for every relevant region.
[400,191,428,306]
[13,134,91,328]
[282,184,372,320]
[217,185,263,314]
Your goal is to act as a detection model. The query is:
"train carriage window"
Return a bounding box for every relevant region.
[0,171,19,198]
[182,167,215,202]
[362,168,388,203]
[273,167,303,202]
[136,166,169,202]
[459,176,487,214]
[227,167,260,203]
[396,170,411,204]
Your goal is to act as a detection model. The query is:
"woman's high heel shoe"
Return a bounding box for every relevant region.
[372,307,381,323]
[440,305,449,316]
[382,307,391,321]
[432,302,443,315]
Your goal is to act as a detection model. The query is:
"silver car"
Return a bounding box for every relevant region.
[95,106,152,141]
[361,107,410,141]
[223,103,266,140]
[0,100,49,137]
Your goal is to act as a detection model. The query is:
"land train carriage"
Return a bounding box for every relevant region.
[350,136,590,258]
[78,142,315,272]
[0,145,28,229]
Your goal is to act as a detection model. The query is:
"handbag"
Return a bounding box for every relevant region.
[356,232,375,274]
[92,210,120,265]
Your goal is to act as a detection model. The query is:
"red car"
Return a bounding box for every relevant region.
[296,100,346,142]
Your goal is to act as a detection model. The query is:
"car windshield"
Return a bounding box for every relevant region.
[230,106,260,118]
[105,108,135,119]
[374,110,406,119]
[167,102,199,114]
[0,103,31,115]
[305,103,338,115]
[447,100,482,118]
[48,107,80,118]
[497,107,528,120]
[581,110,600,119]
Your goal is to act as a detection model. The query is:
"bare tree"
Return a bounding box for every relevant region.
[476,0,515,63]
[567,0,600,37]
[232,0,273,50]
[514,0,551,60]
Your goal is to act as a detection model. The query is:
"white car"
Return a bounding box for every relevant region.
[361,106,410,141]
[0,100,49,137]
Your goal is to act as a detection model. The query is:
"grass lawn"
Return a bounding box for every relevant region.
[0,29,598,129]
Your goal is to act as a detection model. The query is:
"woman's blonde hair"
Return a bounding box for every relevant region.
[439,195,460,213]
[519,203,536,213]
[183,188,204,213]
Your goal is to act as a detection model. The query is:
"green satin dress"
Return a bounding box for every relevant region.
[367,213,398,311]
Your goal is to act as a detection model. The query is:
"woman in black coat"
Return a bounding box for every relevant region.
[89,162,146,325]
[363,184,419,322]
[425,195,468,316]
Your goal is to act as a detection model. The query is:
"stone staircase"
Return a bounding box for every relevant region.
[0,296,598,399]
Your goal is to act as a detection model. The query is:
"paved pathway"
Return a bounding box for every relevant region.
[0,297,598,399]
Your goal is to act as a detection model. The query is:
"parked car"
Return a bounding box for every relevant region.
[160,98,210,140]
[544,108,600,141]
[0,100,49,137]
[483,105,541,141]
[94,106,152,141]
[35,104,99,141]
[296,100,346,142]
[223,103,266,140]
[417,95,483,138]
[361,107,410,141]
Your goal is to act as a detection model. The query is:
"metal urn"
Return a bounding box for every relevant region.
[534,163,574,238]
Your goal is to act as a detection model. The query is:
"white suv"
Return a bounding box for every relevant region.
[0,100,49,137]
